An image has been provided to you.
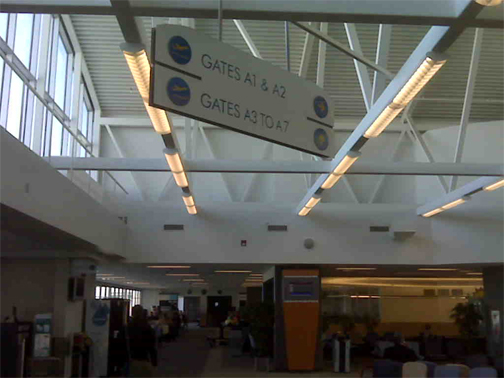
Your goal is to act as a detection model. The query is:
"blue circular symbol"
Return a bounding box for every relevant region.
[168,36,192,65]
[92,305,109,326]
[314,128,329,151]
[167,77,191,106]
[314,96,329,119]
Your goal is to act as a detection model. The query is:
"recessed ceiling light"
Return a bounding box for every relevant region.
[148,266,191,269]
[418,268,458,271]
[166,273,200,277]
[183,279,205,282]
[336,268,377,271]
[214,270,252,273]
[249,274,263,276]
[97,273,114,276]
[466,272,483,275]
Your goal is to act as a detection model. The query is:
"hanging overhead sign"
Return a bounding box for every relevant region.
[150,25,336,157]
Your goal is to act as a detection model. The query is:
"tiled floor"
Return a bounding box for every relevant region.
[153,327,364,377]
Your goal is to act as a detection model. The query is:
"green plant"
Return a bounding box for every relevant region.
[241,303,275,357]
[450,302,483,339]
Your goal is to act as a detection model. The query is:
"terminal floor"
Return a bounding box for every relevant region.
[154,326,365,377]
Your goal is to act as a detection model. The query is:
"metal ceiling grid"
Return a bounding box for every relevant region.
[70,16,503,122]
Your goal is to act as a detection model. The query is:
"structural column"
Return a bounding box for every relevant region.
[483,266,503,357]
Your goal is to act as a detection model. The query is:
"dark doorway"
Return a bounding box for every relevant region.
[184,297,200,322]
[206,296,232,327]
[263,278,274,305]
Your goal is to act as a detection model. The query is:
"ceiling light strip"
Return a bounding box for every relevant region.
[121,43,196,215]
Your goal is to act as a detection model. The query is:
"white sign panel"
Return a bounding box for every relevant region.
[86,300,110,377]
[151,25,336,157]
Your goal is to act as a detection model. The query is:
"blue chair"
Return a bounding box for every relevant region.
[466,355,490,369]
[469,367,497,378]
[373,359,403,378]
[435,365,467,377]
[422,361,438,378]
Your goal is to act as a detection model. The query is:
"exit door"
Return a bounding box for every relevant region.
[207,296,232,327]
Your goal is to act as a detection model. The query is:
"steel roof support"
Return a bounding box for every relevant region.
[450,28,484,191]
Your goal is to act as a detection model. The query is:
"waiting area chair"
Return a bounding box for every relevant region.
[403,361,428,378]
[373,359,403,378]
[435,364,470,378]
[469,367,498,378]
[465,355,490,369]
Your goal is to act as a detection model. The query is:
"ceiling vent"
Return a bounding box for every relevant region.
[163,224,184,231]
[370,226,389,232]
[268,225,288,232]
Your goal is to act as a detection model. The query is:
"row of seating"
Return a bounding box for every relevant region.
[372,360,500,377]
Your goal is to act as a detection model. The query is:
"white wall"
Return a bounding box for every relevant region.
[0,128,127,255]
[116,198,503,265]
[141,289,160,311]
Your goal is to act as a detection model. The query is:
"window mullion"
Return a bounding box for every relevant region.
[32,15,52,155]
[70,52,82,158]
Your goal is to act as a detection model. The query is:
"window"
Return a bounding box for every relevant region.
[13,14,34,68]
[95,285,142,315]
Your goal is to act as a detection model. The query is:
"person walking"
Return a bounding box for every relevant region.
[128,305,158,377]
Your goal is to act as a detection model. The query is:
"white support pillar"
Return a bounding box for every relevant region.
[233,20,262,59]
[450,28,483,191]
[372,24,392,105]
[406,115,449,193]
[316,23,328,88]
[344,23,373,111]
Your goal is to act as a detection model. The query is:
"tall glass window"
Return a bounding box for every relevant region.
[13,14,34,68]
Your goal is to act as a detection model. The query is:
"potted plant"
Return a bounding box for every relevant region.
[361,313,380,333]
[241,303,275,370]
[450,302,484,354]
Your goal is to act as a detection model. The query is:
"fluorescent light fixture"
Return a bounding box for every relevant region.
[305,196,322,208]
[418,268,458,271]
[364,52,447,138]
[163,151,189,188]
[422,208,444,218]
[336,268,377,271]
[214,270,252,274]
[364,104,404,138]
[475,0,503,6]
[183,195,195,207]
[422,196,470,217]
[249,274,263,277]
[166,273,200,277]
[132,282,150,285]
[466,272,483,275]
[298,206,312,217]
[183,279,205,282]
[103,276,126,279]
[442,197,467,210]
[97,273,114,276]
[321,152,361,189]
[187,205,197,215]
[392,53,447,107]
[148,266,191,269]
[122,47,172,135]
[484,179,504,191]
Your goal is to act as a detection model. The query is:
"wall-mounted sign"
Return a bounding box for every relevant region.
[283,276,320,303]
[151,25,336,157]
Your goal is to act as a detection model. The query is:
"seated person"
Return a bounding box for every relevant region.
[384,336,418,363]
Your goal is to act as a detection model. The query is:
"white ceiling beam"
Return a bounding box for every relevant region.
[104,125,145,200]
[296,6,486,213]
[2,0,500,28]
[417,176,502,216]
[198,122,234,202]
[233,20,262,59]
[298,22,316,78]
[344,23,374,111]
[405,115,449,194]
[372,24,392,105]
[316,22,328,88]
[368,130,406,204]
[44,158,504,177]
[450,28,484,192]
[294,21,394,79]
[241,143,274,202]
